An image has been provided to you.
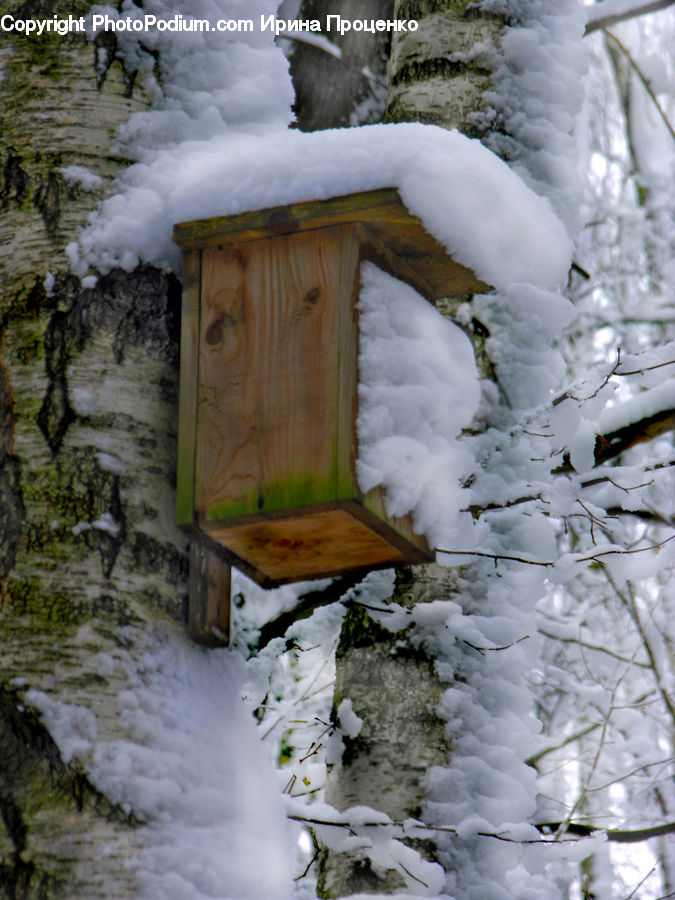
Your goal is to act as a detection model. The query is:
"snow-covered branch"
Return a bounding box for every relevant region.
[585,0,675,35]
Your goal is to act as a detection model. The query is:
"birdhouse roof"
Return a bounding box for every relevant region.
[173,188,491,300]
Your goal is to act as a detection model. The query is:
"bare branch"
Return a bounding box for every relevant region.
[617,358,675,376]
[553,349,621,407]
[463,494,543,518]
[604,573,675,725]
[538,629,652,669]
[603,507,674,527]
[585,1,675,36]
[437,535,674,570]
[526,721,603,767]
[577,533,675,564]
[435,548,554,567]
[288,813,675,846]
[463,635,530,655]
[536,820,675,843]
[553,406,675,474]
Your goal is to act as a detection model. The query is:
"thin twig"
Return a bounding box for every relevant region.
[436,548,554,567]
[463,635,530,655]
[288,813,675,845]
[526,721,603,767]
[398,862,429,889]
[577,533,675,563]
[625,864,658,900]
[617,358,675,376]
[538,629,651,669]
[603,29,675,144]
[437,535,674,570]
[585,0,675,35]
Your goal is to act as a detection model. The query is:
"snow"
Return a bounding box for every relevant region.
[480,0,588,231]
[598,378,675,434]
[337,698,363,739]
[30,631,294,900]
[357,263,480,547]
[69,122,572,292]
[61,165,104,192]
[93,0,293,155]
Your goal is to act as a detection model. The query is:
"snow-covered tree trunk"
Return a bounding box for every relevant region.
[317,4,514,896]
[386,0,505,135]
[0,13,188,895]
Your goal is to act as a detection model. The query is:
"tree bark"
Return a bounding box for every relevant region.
[290,0,394,131]
[0,7,188,895]
[385,0,505,135]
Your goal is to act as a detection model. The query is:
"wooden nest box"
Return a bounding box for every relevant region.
[173,188,489,641]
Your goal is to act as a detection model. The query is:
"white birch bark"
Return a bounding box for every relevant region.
[0,13,187,896]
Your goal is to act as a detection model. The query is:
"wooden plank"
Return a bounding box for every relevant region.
[173,189,491,299]
[175,249,201,526]
[173,189,403,248]
[357,223,436,303]
[335,228,360,500]
[199,495,432,585]
[188,539,231,646]
[207,507,411,583]
[355,489,432,560]
[195,225,360,524]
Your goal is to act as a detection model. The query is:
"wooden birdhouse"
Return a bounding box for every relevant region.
[173,188,490,644]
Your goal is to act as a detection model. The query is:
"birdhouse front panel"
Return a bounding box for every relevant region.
[195,225,359,526]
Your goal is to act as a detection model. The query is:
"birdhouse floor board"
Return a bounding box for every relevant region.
[205,507,427,583]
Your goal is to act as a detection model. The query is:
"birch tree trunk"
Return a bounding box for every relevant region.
[385,0,504,135]
[0,10,188,896]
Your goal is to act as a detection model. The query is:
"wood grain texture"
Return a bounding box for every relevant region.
[176,249,201,525]
[173,189,491,301]
[207,507,412,583]
[176,199,447,584]
[188,539,231,646]
[195,225,360,524]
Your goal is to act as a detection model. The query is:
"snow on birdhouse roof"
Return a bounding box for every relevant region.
[69,123,572,292]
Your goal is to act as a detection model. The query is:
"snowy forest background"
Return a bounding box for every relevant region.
[1,1,674,899]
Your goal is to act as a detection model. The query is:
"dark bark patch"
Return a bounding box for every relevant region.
[36,312,75,455]
[0,458,25,583]
[0,683,136,899]
[390,57,491,88]
[33,171,63,232]
[97,475,125,580]
[0,355,25,583]
[290,0,393,131]
[130,531,188,584]
[0,152,29,208]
